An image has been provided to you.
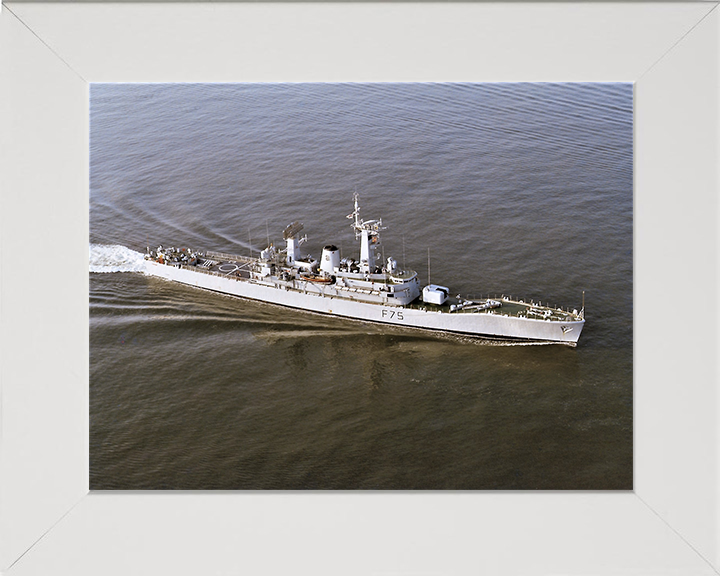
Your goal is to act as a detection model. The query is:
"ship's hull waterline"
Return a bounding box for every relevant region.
[145,259,584,346]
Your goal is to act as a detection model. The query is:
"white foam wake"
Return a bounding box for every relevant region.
[90,244,146,273]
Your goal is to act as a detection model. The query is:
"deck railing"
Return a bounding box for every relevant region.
[166,261,276,286]
[205,251,255,263]
[172,263,231,279]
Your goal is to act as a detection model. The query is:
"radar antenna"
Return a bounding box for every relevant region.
[283,221,305,240]
[347,193,386,239]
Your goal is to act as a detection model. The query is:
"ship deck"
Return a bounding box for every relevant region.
[407,297,579,322]
[204,261,253,279]
[156,252,581,323]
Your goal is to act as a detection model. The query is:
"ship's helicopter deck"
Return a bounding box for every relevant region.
[202,260,253,279]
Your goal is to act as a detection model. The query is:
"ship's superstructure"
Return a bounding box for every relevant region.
[144,195,585,345]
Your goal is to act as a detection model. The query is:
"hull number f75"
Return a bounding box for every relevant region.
[381,309,404,320]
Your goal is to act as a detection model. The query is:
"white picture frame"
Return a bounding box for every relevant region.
[1,2,718,574]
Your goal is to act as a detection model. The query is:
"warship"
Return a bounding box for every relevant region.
[144,195,585,345]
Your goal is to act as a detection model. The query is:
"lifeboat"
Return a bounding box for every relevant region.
[300,273,333,284]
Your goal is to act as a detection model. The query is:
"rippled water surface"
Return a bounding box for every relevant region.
[90,83,632,489]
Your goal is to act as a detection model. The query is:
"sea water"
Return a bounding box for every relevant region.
[90,83,632,489]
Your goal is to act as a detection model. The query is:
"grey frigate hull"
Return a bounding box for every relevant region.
[145,195,585,345]
[144,254,585,346]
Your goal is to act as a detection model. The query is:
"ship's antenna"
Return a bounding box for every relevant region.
[249,229,253,259]
[402,235,406,271]
[427,247,431,285]
[266,219,271,248]
[581,290,585,319]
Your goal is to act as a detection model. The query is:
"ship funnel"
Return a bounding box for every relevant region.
[320,245,340,274]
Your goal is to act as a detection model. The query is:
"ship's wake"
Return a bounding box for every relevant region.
[90,244,146,273]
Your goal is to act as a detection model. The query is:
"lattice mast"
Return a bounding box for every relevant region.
[347,193,386,273]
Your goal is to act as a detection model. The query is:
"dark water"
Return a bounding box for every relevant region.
[90,83,632,490]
